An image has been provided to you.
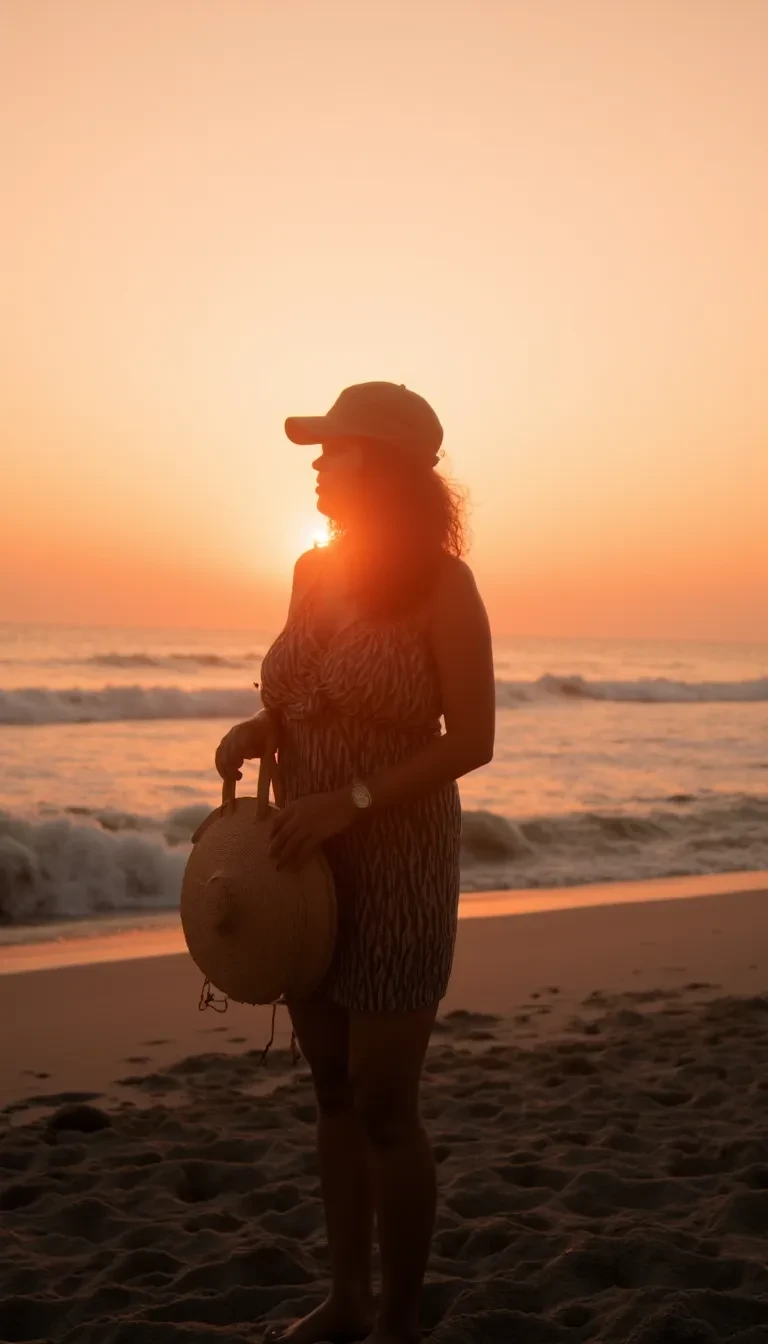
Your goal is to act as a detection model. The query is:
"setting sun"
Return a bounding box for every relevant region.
[308,521,330,550]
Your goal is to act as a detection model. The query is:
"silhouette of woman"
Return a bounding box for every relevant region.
[216,382,495,1344]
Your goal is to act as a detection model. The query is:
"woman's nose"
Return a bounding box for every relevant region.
[312,455,322,472]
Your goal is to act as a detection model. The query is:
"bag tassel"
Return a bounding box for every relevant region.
[197,979,300,1067]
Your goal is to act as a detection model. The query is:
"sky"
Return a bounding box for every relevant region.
[2,0,767,640]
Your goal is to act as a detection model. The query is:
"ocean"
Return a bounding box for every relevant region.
[1,622,766,934]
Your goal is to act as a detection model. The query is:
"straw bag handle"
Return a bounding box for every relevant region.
[220,726,285,820]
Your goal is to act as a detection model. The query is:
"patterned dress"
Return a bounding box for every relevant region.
[259,574,462,1013]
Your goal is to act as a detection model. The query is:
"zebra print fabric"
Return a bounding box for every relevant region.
[259,578,461,1013]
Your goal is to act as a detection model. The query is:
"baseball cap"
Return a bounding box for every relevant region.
[285,382,443,465]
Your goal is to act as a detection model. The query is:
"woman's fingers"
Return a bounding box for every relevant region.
[270,823,299,859]
[270,817,306,868]
[215,729,245,780]
[292,838,315,871]
[215,754,234,780]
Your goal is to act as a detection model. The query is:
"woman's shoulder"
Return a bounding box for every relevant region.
[406,556,479,636]
[432,554,480,602]
[423,555,487,637]
[288,546,329,617]
[293,544,331,588]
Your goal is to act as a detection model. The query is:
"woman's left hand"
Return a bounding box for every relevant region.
[269,790,358,871]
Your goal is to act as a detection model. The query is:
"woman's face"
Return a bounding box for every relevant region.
[312,438,367,520]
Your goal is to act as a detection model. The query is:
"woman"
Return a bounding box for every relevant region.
[215,381,495,1344]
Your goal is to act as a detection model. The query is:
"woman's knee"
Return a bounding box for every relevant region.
[313,1068,354,1117]
[285,995,352,1118]
[354,1085,420,1149]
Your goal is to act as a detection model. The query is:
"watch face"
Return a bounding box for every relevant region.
[351,782,372,809]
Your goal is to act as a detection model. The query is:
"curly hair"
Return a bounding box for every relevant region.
[326,441,469,618]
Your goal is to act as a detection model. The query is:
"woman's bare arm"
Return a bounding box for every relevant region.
[359,558,495,812]
[287,547,324,620]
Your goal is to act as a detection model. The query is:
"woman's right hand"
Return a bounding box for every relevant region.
[214,712,273,782]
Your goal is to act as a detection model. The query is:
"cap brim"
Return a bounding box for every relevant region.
[284,416,329,445]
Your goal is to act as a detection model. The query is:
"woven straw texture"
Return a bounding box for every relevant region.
[180,754,336,1005]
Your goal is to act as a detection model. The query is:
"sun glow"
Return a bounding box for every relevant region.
[280,516,331,567]
[308,521,330,550]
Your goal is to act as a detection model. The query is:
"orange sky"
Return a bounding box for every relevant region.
[2,0,767,640]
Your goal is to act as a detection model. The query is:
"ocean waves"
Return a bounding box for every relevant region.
[459,793,768,891]
[3,674,768,724]
[495,674,768,706]
[0,686,261,725]
[1,793,766,927]
[85,652,258,670]
[0,651,259,670]
[0,808,191,928]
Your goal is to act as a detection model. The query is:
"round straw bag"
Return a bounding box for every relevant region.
[180,749,337,1006]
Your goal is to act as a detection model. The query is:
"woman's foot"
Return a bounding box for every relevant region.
[264,1295,375,1344]
[362,1325,421,1344]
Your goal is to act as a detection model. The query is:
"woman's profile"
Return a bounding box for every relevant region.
[215,381,496,1344]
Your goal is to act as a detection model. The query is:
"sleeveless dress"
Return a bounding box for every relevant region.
[259,575,462,1013]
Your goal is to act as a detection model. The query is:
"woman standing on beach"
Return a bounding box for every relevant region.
[216,382,495,1344]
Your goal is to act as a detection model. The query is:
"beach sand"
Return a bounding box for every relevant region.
[2,881,768,1342]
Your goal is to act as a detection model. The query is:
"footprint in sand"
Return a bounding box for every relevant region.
[123,1056,150,1065]
[443,1010,501,1025]
[141,1039,172,1047]
[625,989,679,1004]
[583,990,609,1006]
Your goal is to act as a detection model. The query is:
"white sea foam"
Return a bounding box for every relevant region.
[0,811,189,926]
[459,794,768,890]
[495,674,768,706]
[0,686,260,725]
[86,652,257,670]
[0,651,259,670]
[3,675,768,724]
[1,794,766,927]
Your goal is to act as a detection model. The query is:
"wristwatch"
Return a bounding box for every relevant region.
[350,780,373,810]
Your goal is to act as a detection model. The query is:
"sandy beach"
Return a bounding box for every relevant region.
[2,880,768,1343]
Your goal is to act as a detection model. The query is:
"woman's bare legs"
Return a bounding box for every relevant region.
[350,1006,438,1344]
[268,995,375,1343]
[266,999,438,1344]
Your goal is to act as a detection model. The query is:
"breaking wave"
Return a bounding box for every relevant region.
[3,674,768,724]
[0,686,260,725]
[1,793,766,926]
[495,674,768,706]
[458,793,768,890]
[85,652,257,670]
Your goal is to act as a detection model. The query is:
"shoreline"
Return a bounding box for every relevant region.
[1,867,767,976]
[2,883,766,1113]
